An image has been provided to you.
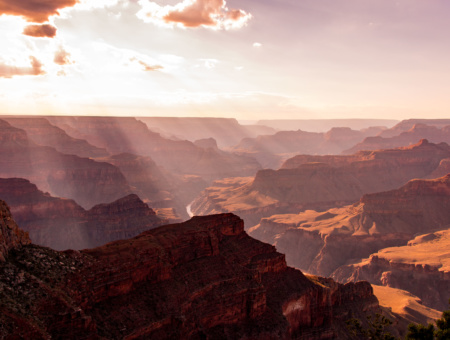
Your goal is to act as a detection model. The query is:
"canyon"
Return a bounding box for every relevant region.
[192,140,450,229]
[248,175,450,312]
[0,115,449,338]
[0,202,382,339]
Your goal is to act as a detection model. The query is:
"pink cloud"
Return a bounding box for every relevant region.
[23,24,57,38]
[0,56,45,78]
[137,0,251,30]
[54,46,72,65]
[0,0,78,23]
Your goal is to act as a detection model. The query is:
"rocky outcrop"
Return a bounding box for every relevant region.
[0,119,132,209]
[193,141,450,229]
[4,117,109,158]
[344,123,450,154]
[249,174,450,280]
[0,200,30,261]
[0,178,163,250]
[47,116,262,181]
[334,229,450,311]
[0,212,380,339]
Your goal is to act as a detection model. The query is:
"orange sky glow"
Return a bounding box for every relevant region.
[0,0,449,120]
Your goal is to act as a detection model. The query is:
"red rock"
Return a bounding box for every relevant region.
[0,200,30,261]
[250,174,450,282]
[0,209,381,339]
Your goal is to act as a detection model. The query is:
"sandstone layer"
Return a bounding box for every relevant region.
[372,285,442,337]
[0,208,381,339]
[334,229,450,311]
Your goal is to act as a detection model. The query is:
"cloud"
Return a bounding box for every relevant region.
[130,57,163,71]
[0,56,45,78]
[23,24,57,38]
[54,46,73,65]
[252,42,262,48]
[0,0,78,23]
[137,0,251,30]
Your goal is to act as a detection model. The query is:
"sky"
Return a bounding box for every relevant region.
[0,0,449,120]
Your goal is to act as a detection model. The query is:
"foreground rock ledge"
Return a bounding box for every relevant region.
[0,205,379,339]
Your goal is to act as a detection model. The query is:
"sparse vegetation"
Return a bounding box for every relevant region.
[405,299,450,340]
[346,313,396,339]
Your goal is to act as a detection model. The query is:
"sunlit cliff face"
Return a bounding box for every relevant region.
[1,0,450,119]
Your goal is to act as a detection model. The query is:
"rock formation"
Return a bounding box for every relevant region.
[3,117,109,158]
[139,116,276,148]
[0,200,30,261]
[0,178,163,250]
[372,285,442,337]
[230,127,385,168]
[344,123,450,154]
[377,119,450,138]
[334,229,450,311]
[193,140,450,229]
[0,208,381,339]
[249,174,450,281]
[47,116,262,181]
[0,119,132,208]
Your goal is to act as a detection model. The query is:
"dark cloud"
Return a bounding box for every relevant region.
[138,0,251,29]
[23,24,57,38]
[54,46,72,65]
[0,56,45,78]
[0,0,78,23]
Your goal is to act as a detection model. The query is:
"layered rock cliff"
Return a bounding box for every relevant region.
[192,140,450,229]
[344,123,450,154]
[249,174,450,280]
[0,119,132,209]
[0,200,30,261]
[0,178,163,250]
[334,229,450,311]
[0,209,380,339]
